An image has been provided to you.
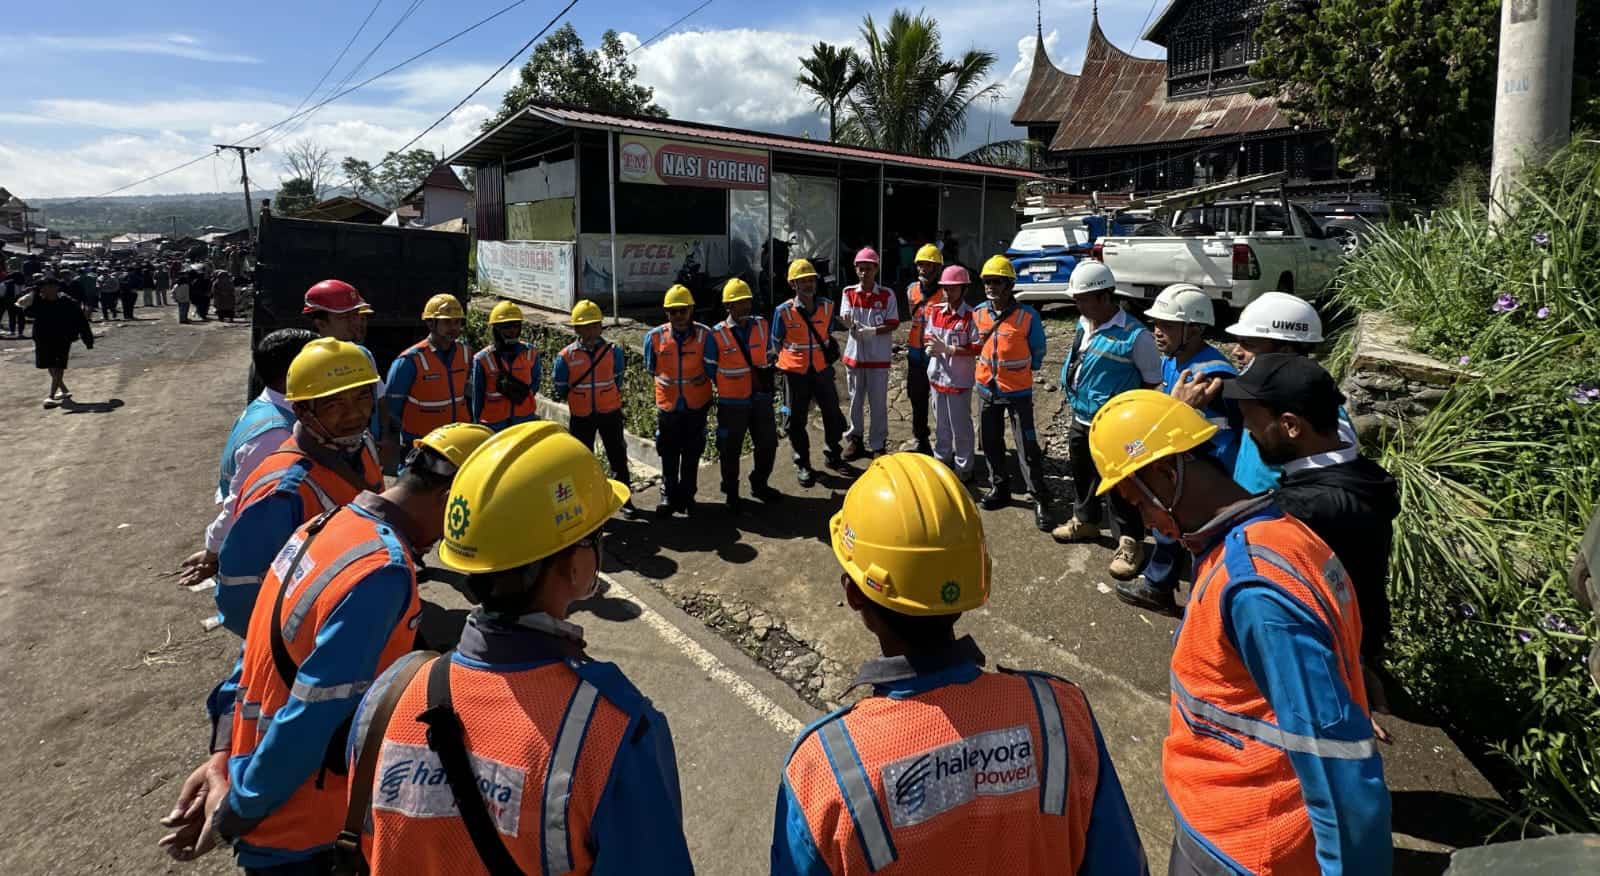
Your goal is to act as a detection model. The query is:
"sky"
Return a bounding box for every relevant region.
[2,0,1170,201]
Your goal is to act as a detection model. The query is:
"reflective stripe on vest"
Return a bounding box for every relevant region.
[561,342,621,417]
[974,307,1035,393]
[1064,322,1146,421]
[651,324,713,410]
[476,346,538,425]
[400,341,469,437]
[817,720,897,871]
[776,300,833,373]
[544,680,601,875]
[1021,674,1069,815]
[712,318,769,400]
[905,283,942,349]
[1165,511,1371,875]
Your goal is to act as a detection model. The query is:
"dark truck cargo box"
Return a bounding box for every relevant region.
[250,212,470,399]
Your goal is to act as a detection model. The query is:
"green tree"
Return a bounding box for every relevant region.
[796,42,864,143]
[483,24,665,131]
[1250,0,1499,194]
[274,177,316,216]
[340,149,440,209]
[838,10,999,157]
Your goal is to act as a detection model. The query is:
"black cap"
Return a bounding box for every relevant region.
[1223,352,1345,413]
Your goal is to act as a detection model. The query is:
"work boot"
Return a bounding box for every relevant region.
[978,485,1011,511]
[796,466,817,488]
[824,451,850,472]
[1109,536,1146,580]
[1050,518,1101,544]
[1032,498,1053,533]
[1116,577,1178,615]
[620,500,648,521]
[751,483,784,503]
[841,438,866,461]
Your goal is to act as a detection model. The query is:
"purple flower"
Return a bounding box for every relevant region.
[1458,355,1471,366]
[1541,613,1579,635]
[1491,293,1521,313]
[1536,306,1550,319]
[1516,629,1534,644]
[1572,385,1599,404]
[1533,231,1551,246]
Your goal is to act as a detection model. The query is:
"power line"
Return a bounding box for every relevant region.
[627,0,716,56]
[1133,0,1162,49]
[268,0,387,141]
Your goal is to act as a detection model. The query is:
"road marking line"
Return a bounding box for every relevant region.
[601,573,805,736]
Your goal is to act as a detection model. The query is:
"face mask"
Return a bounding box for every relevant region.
[307,411,367,452]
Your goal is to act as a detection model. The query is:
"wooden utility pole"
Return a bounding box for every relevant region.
[214,144,262,242]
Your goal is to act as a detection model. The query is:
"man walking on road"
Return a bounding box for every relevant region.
[340,422,694,875]
[839,247,898,459]
[972,255,1053,531]
[773,452,1149,875]
[1089,390,1390,876]
[901,244,946,454]
[772,259,850,488]
[159,425,488,870]
[22,273,94,404]
[553,300,647,520]
[386,293,471,448]
[644,285,716,517]
[710,278,783,513]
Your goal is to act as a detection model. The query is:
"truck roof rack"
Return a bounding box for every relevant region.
[1126,171,1289,212]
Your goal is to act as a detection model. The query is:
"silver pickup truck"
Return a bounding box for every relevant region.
[1093,197,1344,313]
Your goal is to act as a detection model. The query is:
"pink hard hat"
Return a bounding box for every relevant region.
[939,265,971,286]
[854,246,880,265]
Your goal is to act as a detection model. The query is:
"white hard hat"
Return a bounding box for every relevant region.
[1148,283,1215,326]
[1225,291,1323,343]
[1068,261,1115,295]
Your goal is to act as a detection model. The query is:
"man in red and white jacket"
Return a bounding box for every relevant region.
[922,265,982,478]
[840,246,898,459]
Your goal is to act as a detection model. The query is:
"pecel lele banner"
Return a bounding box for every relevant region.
[617,135,770,190]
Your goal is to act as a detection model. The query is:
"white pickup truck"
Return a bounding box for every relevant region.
[1091,197,1344,313]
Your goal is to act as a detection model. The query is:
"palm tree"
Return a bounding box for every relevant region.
[839,10,999,157]
[796,42,864,143]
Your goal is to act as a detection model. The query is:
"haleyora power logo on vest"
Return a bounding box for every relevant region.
[881,726,1038,828]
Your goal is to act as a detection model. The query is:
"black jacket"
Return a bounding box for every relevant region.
[24,295,94,347]
[1274,456,1400,659]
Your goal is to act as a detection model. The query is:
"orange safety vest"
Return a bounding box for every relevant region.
[775,298,835,374]
[784,670,1100,874]
[229,506,422,855]
[474,345,539,426]
[710,317,770,401]
[233,436,383,524]
[905,281,944,349]
[399,339,471,438]
[1166,509,1370,875]
[973,306,1036,393]
[649,323,713,411]
[354,655,636,875]
[560,341,622,418]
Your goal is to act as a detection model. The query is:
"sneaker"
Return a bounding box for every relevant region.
[841,440,865,461]
[1050,518,1101,543]
[978,487,1011,511]
[1109,536,1146,580]
[796,467,817,488]
[620,500,648,521]
[751,483,784,503]
[1115,577,1178,614]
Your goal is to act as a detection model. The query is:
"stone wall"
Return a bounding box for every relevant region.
[1339,311,1472,441]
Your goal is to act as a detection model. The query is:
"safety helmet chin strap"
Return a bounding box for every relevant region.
[303,405,366,451]
[1127,454,1186,535]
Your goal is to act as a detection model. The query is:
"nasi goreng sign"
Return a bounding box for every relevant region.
[618,135,770,190]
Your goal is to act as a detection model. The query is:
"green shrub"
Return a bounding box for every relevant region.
[1334,137,1600,834]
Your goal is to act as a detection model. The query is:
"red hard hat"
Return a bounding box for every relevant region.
[302,279,368,315]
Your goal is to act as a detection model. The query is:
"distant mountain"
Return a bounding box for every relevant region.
[31,191,280,240]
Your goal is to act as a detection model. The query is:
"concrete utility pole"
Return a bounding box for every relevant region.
[1489,0,1577,223]
[214,143,260,241]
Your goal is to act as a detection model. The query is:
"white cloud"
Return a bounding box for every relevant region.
[22,33,260,63]
[624,29,844,130]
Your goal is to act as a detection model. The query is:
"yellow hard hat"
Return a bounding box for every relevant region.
[283,338,380,402]
[1088,389,1218,496]
[722,278,754,304]
[980,255,1017,280]
[570,300,604,326]
[422,293,466,321]
[411,422,495,470]
[787,259,818,282]
[488,300,524,325]
[915,243,944,265]
[829,453,991,616]
[663,285,695,309]
[440,421,630,574]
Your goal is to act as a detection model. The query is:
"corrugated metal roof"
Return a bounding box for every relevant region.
[1027,19,1288,153]
[1010,37,1079,126]
[448,102,1041,181]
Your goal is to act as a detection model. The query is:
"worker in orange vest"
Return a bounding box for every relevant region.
[385,293,472,446]
[773,453,1148,875]
[158,424,492,869]
[643,284,716,517]
[972,255,1053,532]
[553,300,646,520]
[468,300,541,431]
[771,259,850,487]
[1088,390,1390,875]
[340,421,693,875]
[710,277,783,513]
[901,243,946,455]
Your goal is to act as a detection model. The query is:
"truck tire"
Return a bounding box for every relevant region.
[1276,272,1295,293]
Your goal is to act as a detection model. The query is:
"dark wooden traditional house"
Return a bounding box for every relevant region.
[1013,4,1359,195]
